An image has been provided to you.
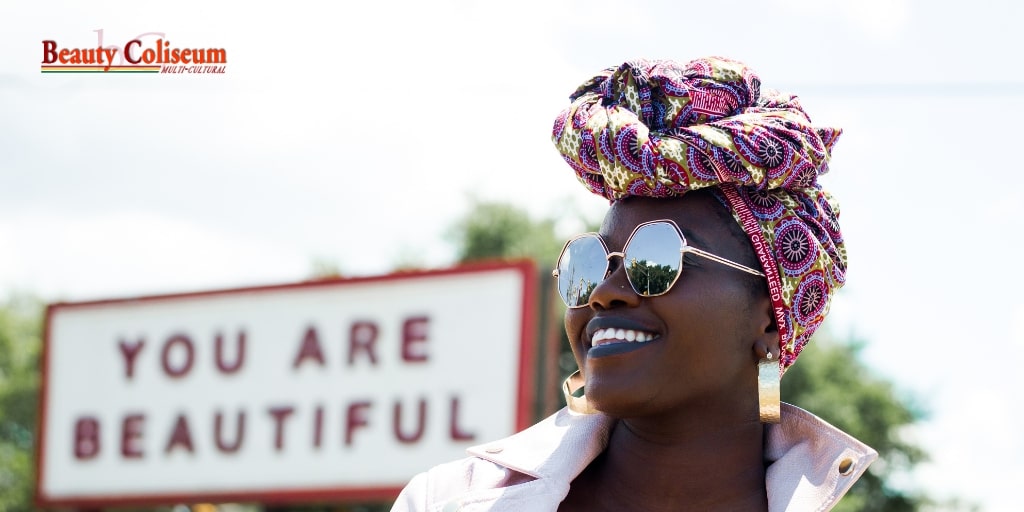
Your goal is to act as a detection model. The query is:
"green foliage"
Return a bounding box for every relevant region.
[624,259,676,296]
[0,294,43,512]
[783,333,927,511]
[308,257,343,279]
[445,200,563,267]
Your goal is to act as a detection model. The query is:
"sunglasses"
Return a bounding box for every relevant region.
[552,219,766,308]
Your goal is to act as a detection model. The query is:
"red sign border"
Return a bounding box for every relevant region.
[35,260,538,508]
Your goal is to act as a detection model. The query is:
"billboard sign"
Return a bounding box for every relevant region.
[37,261,536,507]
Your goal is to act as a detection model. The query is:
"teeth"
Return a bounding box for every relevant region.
[591,327,659,347]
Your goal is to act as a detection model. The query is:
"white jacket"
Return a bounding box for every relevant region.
[393,403,877,511]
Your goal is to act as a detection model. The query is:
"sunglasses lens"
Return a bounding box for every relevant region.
[623,222,682,296]
[556,235,608,307]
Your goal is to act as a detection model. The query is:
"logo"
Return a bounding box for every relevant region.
[41,29,227,74]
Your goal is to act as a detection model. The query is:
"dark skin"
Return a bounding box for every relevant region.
[557,192,780,512]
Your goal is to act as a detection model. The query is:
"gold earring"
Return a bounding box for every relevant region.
[758,354,781,423]
[563,370,597,414]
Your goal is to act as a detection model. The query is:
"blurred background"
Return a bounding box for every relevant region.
[2,0,1023,510]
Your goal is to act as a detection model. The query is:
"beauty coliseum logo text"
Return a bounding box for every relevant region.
[40,30,227,74]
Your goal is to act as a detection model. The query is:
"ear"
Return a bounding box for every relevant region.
[751,294,780,361]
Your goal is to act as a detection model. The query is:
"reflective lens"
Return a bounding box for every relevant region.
[555,235,608,307]
[623,222,683,296]
[553,219,765,308]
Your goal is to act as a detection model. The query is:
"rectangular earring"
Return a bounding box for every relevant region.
[563,370,598,414]
[758,355,781,423]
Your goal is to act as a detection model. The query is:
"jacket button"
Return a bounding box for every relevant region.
[838,457,855,476]
[484,445,504,454]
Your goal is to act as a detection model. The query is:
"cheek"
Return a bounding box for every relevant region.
[667,278,755,339]
[564,309,590,364]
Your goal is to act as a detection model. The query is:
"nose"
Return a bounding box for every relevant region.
[587,252,641,310]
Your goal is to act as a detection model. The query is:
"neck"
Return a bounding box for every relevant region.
[588,414,768,511]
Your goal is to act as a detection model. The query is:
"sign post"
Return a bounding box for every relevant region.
[36,261,536,507]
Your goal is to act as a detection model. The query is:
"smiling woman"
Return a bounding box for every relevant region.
[392,56,876,511]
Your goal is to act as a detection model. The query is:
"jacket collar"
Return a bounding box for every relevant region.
[465,403,877,511]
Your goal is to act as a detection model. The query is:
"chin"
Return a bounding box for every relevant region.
[586,385,658,419]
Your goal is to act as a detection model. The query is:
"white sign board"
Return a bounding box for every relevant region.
[37,262,536,507]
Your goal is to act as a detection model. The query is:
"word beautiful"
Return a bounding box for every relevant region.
[71,315,479,461]
[41,39,226,73]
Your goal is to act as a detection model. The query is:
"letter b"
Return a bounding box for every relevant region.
[42,40,57,64]
[74,416,101,460]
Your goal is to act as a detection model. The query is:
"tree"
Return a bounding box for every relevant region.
[446,199,565,268]
[0,294,43,512]
[446,199,939,511]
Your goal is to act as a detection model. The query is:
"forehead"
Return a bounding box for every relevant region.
[600,193,729,248]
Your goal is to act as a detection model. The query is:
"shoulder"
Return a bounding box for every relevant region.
[392,456,525,512]
[392,408,614,512]
[766,403,878,511]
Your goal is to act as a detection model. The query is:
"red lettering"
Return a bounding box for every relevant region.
[393,397,427,444]
[312,406,324,449]
[124,39,142,64]
[292,326,325,369]
[97,30,164,66]
[214,330,246,374]
[73,416,100,460]
[91,29,120,66]
[345,401,372,446]
[42,40,57,64]
[165,414,195,454]
[449,396,476,441]
[401,316,430,362]
[118,338,145,379]
[268,406,295,451]
[121,414,144,458]
[161,334,194,378]
[348,321,378,366]
[214,410,245,453]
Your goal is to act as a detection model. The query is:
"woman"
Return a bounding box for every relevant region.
[393,57,876,511]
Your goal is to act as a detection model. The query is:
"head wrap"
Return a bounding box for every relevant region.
[551,57,846,372]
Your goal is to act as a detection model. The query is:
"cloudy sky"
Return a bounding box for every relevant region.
[3,0,1023,509]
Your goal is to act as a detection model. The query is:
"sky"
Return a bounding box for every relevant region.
[2,0,1024,509]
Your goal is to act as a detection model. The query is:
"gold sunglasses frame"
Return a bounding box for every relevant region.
[551,219,766,308]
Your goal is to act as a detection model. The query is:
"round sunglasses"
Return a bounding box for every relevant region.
[552,219,766,308]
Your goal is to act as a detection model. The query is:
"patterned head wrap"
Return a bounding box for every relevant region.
[551,57,846,372]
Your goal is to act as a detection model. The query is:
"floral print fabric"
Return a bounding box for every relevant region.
[551,56,846,372]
